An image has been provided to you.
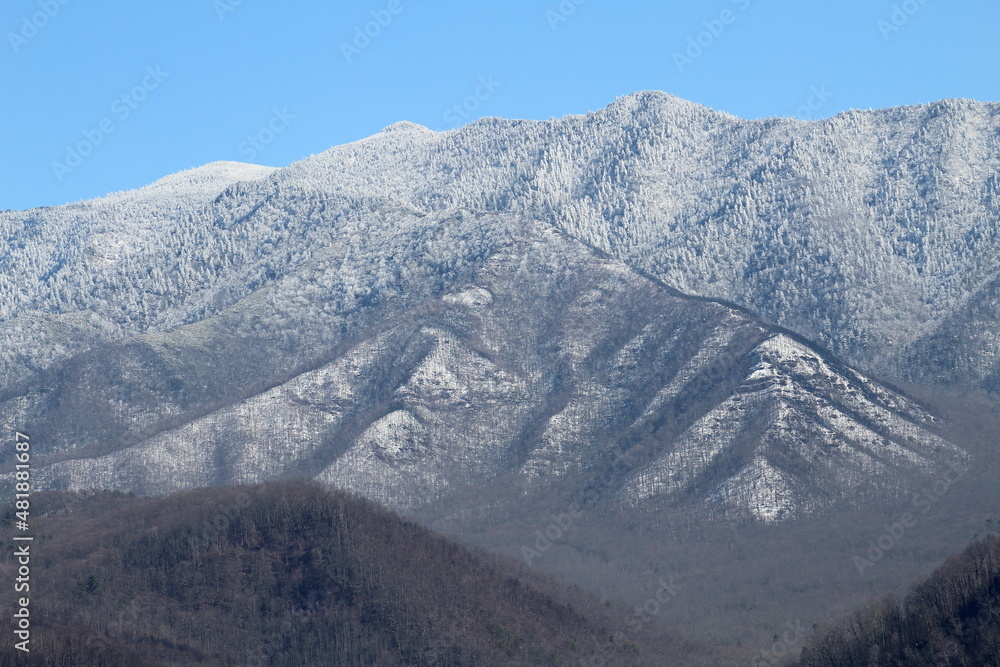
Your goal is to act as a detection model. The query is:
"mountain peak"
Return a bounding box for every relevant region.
[602,89,725,117]
[379,120,433,134]
[101,160,277,204]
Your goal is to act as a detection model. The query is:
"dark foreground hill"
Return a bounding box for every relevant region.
[0,481,709,666]
[798,534,1000,666]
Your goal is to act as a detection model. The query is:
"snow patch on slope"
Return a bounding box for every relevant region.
[443,286,494,308]
[104,161,276,203]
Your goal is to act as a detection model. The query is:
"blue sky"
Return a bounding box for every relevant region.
[2,0,998,211]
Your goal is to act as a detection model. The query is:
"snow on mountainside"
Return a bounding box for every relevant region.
[1,211,968,522]
[5,91,997,395]
[898,271,1000,396]
[0,160,276,383]
[102,160,277,203]
[272,92,1000,392]
[0,91,993,522]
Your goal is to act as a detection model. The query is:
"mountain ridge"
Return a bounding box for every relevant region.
[2,211,969,525]
[1,90,996,525]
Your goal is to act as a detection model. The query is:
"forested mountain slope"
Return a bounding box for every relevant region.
[0,482,684,666]
[2,90,996,664]
[1,211,967,523]
[0,160,276,383]
[2,92,998,395]
[282,94,999,394]
[799,534,1000,666]
[0,92,994,523]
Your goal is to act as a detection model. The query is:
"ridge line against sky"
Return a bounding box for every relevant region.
[2,0,998,211]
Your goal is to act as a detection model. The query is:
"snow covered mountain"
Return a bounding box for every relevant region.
[269,92,1000,395]
[0,207,966,522]
[3,92,998,398]
[1,91,993,521]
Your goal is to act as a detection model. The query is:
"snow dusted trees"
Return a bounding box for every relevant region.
[1,93,998,392]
